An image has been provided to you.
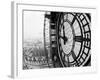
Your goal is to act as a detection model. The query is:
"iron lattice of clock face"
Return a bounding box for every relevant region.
[57,13,91,67]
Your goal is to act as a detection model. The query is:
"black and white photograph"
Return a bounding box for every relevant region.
[11,2,97,78]
[23,10,91,69]
[0,0,99,80]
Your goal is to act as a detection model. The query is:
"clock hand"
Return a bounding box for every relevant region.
[59,26,68,45]
[63,26,68,45]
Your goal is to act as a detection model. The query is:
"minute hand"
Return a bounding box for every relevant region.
[60,26,68,45]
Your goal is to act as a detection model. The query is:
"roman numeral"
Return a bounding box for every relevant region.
[71,50,79,66]
[74,36,90,42]
[71,14,77,26]
[64,56,70,67]
[74,36,83,42]
[71,50,77,60]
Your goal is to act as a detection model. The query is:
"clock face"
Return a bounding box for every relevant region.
[57,13,91,67]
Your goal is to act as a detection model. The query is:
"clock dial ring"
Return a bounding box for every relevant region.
[57,12,91,67]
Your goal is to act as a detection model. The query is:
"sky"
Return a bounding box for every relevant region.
[24,11,45,42]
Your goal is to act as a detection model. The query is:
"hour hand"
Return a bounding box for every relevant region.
[59,36,68,45]
[63,26,68,44]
